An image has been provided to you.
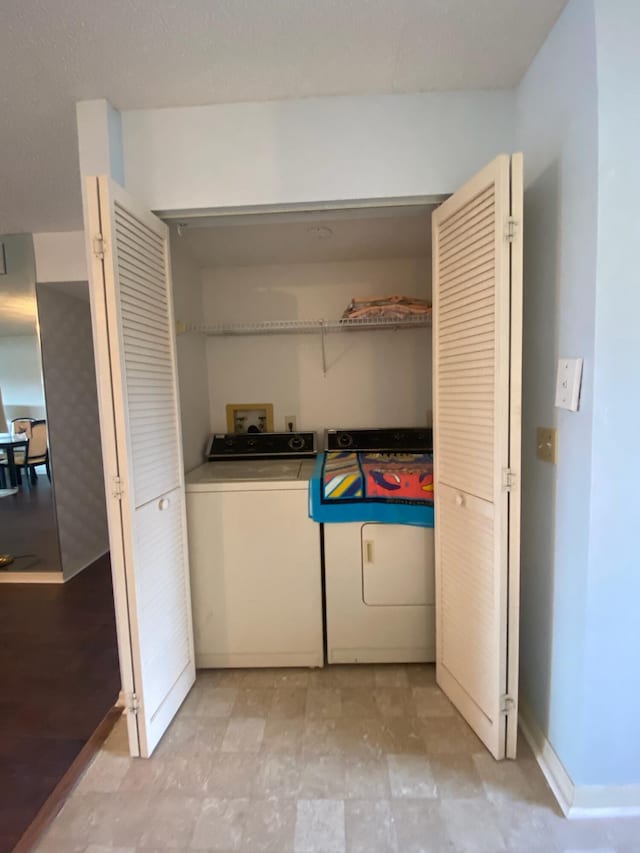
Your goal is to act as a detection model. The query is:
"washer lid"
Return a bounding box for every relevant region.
[186,460,304,485]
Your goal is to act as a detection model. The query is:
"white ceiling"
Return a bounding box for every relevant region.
[0,0,566,235]
[176,205,436,267]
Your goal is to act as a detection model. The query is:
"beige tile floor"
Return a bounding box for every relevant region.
[36,665,640,852]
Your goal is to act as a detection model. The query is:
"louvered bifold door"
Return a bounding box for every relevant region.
[432,154,522,760]
[86,176,195,758]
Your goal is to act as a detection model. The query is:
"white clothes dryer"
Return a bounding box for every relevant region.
[320,428,435,664]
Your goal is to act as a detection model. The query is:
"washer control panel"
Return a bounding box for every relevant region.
[207,431,317,460]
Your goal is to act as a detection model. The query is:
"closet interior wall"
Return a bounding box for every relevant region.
[170,208,435,439]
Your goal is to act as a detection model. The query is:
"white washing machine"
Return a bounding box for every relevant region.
[321,428,435,664]
[186,432,323,669]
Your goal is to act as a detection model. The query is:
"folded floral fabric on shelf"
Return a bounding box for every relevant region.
[342,295,432,321]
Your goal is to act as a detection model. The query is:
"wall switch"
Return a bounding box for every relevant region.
[555,358,583,411]
[285,415,297,433]
[536,427,558,464]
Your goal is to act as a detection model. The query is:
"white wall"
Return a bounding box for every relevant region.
[121,91,515,213]
[170,226,211,470]
[518,0,640,793]
[33,231,87,282]
[516,0,598,784]
[37,284,108,580]
[0,336,46,417]
[0,233,45,420]
[202,258,431,435]
[581,0,640,787]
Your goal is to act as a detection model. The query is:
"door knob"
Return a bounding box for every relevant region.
[159,497,170,511]
[455,494,464,507]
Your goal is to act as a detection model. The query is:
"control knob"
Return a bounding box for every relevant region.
[337,432,353,449]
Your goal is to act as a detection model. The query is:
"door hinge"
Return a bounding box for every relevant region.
[502,468,516,492]
[93,233,105,259]
[505,217,519,242]
[500,694,516,714]
[111,475,124,500]
[126,691,140,716]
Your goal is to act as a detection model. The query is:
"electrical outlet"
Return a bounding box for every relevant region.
[285,415,297,433]
[536,427,557,464]
[555,358,583,411]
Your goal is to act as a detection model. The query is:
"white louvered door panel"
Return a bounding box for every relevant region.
[86,176,195,758]
[432,155,522,760]
[116,204,181,507]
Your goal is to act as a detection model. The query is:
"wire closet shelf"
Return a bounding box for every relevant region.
[189,315,432,337]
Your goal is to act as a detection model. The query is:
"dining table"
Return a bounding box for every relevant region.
[0,433,28,489]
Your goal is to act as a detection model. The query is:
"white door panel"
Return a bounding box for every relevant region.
[437,483,497,720]
[132,487,191,716]
[86,176,195,758]
[432,154,522,759]
[361,524,434,606]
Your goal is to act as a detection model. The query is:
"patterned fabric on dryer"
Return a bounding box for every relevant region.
[309,451,435,527]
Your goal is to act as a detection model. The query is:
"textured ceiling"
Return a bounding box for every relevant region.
[0,0,566,234]
[176,205,436,267]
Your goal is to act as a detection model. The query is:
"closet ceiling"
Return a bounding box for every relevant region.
[0,0,566,234]
[176,207,435,267]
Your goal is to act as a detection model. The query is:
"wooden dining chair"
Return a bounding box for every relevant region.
[10,417,36,438]
[0,436,29,489]
[0,418,34,466]
[0,420,51,488]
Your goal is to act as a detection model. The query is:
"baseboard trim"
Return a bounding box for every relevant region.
[196,650,324,668]
[0,570,64,584]
[519,700,573,816]
[519,699,640,818]
[62,548,109,582]
[12,704,123,853]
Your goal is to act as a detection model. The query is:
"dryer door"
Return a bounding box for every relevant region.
[362,524,435,606]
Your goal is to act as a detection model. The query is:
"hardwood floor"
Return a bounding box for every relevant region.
[0,554,120,852]
[0,477,61,573]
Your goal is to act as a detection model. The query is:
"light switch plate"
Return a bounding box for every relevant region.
[555,358,583,411]
[536,427,558,464]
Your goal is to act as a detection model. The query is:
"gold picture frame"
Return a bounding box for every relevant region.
[226,403,274,434]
